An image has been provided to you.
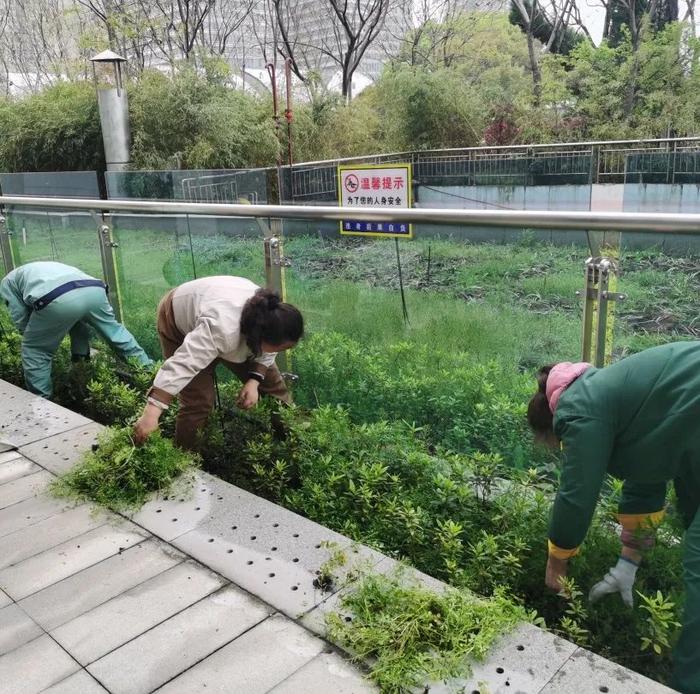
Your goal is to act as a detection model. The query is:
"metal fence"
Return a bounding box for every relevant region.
[276,136,700,202]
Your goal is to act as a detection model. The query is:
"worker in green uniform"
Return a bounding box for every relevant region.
[527,341,700,694]
[0,261,152,398]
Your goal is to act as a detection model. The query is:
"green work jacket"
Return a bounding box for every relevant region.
[550,341,700,554]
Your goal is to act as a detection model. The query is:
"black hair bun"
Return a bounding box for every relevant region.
[267,293,281,310]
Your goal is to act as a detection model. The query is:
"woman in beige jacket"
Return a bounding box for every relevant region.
[133,276,303,450]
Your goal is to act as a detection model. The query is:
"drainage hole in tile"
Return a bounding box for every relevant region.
[516,645,524,651]
[156,509,162,513]
[273,523,279,527]
[227,549,233,554]
[292,558,299,563]
[344,616,352,622]
[231,525,237,530]
[250,536,257,541]
[271,546,278,551]
[293,533,299,538]
[291,586,298,591]
[247,560,254,565]
[254,514,260,518]
[315,544,321,549]
[171,518,178,522]
[195,507,201,511]
[496,668,504,674]
[208,538,214,543]
[269,573,275,578]
[599,688,609,693]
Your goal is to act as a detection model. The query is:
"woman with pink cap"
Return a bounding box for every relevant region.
[527,341,700,693]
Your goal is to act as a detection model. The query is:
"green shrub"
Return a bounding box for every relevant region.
[129,69,278,169]
[0,82,104,172]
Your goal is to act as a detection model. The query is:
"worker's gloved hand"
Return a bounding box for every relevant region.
[589,557,639,608]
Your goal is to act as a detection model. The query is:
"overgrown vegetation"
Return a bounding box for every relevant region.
[327,569,529,692]
[51,426,196,511]
[0,234,694,686]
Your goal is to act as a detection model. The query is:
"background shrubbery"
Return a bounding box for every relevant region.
[2,16,700,174]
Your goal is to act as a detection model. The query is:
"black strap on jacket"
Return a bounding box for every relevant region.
[33,279,107,311]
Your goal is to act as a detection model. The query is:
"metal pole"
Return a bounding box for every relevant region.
[266,63,282,169]
[578,256,625,367]
[593,259,611,367]
[91,211,123,321]
[284,59,293,167]
[263,234,291,373]
[579,258,596,363]
[0,211,15,274]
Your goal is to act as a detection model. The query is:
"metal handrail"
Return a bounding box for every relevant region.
[1,195,700,234]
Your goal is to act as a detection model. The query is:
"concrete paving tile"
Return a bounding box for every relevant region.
[0,494,77,539]
[0,522,149,600]
[51,559,227,665]
[269,651,377,693]
[427,623,579,694]
[41,670,108,693]
[0,504,109,570]
[0,451,22,465]
[0,634,80,693]
[0,458,40,484]
[88,585,272,694]
[19,424,104,476]
[156,613,325,694]
[0,471,54,510]
[0,382,91,446]
[20,538,185,631]
[0,588,11,608]
[539,647,678,694]
[0,603,43,656]
[172,530,325,618]
[129,470,209,541]
[166,472,383,618]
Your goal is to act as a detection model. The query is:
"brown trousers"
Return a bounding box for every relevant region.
[156,291,290,451]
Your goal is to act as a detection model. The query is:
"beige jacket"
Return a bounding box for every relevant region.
[152,276,276,397]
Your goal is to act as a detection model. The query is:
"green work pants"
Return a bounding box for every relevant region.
[21,286,151,398]
[671,466,700,694]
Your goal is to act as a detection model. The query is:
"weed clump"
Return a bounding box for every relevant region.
[327,570,527,693]
[52,427,197,511]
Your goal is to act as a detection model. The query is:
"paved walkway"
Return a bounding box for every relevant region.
[0,379,678,693]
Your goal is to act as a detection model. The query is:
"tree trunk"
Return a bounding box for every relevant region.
[527,28,542,105]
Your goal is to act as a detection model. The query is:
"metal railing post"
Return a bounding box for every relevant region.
[580,258,596,363]
[578,257,625,367]
[0,211,15,275]
[91,210,123,322]
[263,232,291,374]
